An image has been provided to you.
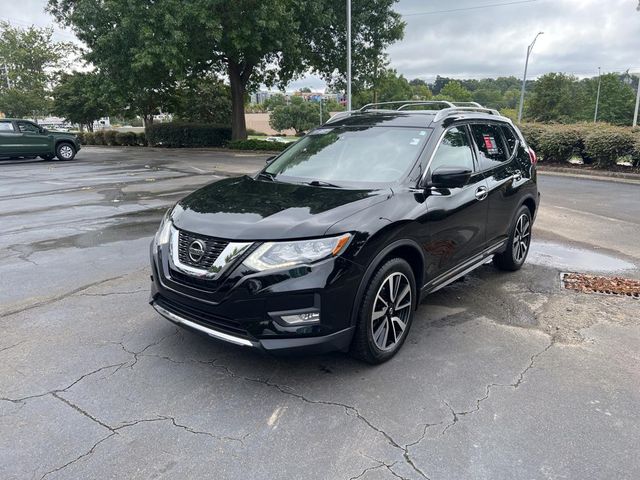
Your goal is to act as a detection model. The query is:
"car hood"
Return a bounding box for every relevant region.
[171,176,390,240]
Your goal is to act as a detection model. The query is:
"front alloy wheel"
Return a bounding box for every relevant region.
[56,143,76,161]
[371,272,412,351]
[351,257,416,364]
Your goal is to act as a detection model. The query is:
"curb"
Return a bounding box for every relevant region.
[538,168,640,185]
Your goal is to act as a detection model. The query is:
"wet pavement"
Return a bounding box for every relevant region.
[1,148,639,480]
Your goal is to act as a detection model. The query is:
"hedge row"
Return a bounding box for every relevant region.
[146,122,232,147]
[519,123,640,169]
[227,139,289,151]
[79,130,147,147]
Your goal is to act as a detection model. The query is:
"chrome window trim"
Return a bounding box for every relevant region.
[169,226,253,279]
[419,124,476,186]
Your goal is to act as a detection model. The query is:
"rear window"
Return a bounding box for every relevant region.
[469,124,508,170]
[0,122,14,132]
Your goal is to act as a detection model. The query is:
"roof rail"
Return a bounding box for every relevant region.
[360,100,454,112]
[450,101,483,108]
[433,106,501,122]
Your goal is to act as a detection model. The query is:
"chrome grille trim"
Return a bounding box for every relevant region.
[169,226,253,280]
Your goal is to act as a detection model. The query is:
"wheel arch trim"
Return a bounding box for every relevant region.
[349,238,425,327]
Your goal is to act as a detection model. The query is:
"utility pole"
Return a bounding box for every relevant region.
[517,32,544,123]
[319,96,323,125]
[594,67,602,123]
[346,0,352,111]
[633,75,640,128]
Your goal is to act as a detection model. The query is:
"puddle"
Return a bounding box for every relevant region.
[528,241,636,273]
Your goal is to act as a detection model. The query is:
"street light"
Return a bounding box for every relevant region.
[517,31,544,123]
[346,0,352,111]
[594,67,602,123]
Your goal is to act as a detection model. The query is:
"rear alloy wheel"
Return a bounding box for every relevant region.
[56,143,76,161]
[351,258,416,364]
[493,205,532,271]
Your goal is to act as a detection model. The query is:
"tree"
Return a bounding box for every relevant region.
[0,21,75,118]
[270,97,329,134]
[580,73,635,125]
[50,0,403,139]
[437,81,473,102]
[526,73,580,122]
[171,76,232,125]
[264,94,287,110]
[52,72,111,131]
[47,0,187,127]
[353,68,412,107]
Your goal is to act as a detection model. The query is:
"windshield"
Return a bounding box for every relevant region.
[264,126,432,187]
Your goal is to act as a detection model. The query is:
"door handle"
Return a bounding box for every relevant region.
[475,186,488,201]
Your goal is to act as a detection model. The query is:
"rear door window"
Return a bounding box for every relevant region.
[0,121,15,132]
[469,124,509,170]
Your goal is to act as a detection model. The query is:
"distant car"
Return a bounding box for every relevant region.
[0,119,81,161]
[265,136,289,143]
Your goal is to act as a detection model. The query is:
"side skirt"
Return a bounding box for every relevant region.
[422,240,506,296]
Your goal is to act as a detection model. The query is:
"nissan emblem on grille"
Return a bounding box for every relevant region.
[188,240,206,263]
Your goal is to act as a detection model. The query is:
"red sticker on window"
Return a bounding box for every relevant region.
[483,135,498,154]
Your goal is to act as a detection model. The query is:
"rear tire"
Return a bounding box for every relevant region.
[493,205,532,271]
[350,258,416,364]
[56,142,76,161]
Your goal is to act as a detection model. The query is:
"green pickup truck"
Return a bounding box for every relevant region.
[0,118,81,161]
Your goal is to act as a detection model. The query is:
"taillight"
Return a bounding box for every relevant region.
[528,147,538,165]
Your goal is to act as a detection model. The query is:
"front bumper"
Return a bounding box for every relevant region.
[149,239,363,354]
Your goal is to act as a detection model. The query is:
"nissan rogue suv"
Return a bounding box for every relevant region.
[149,101,539,364]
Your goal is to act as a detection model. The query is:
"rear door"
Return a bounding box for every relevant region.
[15,121,52,155]
[0,120,20,156]
[468,122,524,246]
[419,124,490,282]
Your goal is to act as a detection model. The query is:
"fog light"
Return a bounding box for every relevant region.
[280,312,320,325]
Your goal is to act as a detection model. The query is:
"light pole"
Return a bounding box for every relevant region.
[517,31,544,123]
[633,75,640,128]
[594,67,602,123]
[346,0,352,111]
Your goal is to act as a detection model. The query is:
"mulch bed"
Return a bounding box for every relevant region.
[562,273,640,298]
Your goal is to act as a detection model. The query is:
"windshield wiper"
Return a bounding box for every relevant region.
[257,171,276,182]
[304,180,342,188]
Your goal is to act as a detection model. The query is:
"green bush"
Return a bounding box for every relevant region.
[83,132,94,145]
[631,134,640,167]
[115,131,136,146]
[537,124,583,163]
[518,123,546,152]
[93,130,105,145]
[145,122,231,147]
[75,132,86,145]
[136,131,147,146]
[103,130,118,146]
[227,139,289,151]
[583,127,636,169]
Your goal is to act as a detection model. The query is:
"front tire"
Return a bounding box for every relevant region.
[351,258,416,364]
[56,142,76,161]
[493,206,532,271]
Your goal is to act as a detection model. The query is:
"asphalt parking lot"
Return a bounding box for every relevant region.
[1,147,639,480]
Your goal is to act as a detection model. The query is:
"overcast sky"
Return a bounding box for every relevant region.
[3,0,639,90]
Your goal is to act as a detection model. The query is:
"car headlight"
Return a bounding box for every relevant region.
[154,208,173,246]
[243,233,352,271]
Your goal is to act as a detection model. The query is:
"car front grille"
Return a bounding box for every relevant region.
[177,229,229,269]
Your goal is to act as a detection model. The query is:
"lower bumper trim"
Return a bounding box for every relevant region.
[152,302,258,348]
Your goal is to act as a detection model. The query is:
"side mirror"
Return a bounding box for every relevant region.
[429,166,472,189]
[265,156,276,164]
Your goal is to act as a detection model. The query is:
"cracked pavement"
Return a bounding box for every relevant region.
[1,148,639,479]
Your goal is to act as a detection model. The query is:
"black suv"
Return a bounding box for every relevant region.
[149,101,539,363]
